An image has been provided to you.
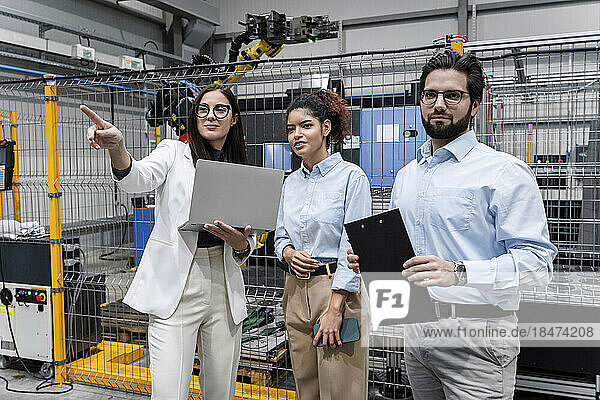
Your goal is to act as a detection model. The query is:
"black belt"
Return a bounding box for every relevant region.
[289,259,337,279]
[432,300,515,319]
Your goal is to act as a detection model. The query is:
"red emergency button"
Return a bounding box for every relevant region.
[36,293,46,302]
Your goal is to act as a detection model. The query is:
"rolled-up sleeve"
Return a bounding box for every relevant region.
[274,180,292,263]
[332,173,372,293]
[465,161,557,294]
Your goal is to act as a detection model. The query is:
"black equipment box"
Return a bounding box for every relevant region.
[0,140,15,191]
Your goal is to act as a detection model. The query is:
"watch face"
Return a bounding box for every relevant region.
[454,262,467,285]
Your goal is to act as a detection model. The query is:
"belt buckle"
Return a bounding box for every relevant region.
[451,304,456,319]
[316,261,334,277]
[434,302,441,318]
[289,265,310,280]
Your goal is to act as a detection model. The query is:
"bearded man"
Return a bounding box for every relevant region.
[348,50,557,399]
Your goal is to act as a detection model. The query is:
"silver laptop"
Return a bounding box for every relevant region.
[178,159,285,233]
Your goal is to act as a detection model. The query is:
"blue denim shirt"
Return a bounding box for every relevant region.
[275,152,372,293]
[390,130,558,310]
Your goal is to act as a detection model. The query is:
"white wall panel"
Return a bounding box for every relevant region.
[475,2,600,40]
[207,0,457,34]
[0,0,165,67]
[345,17,458,52]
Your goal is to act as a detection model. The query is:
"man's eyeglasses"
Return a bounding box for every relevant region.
[420,90,470,106]
[195,103,231,119]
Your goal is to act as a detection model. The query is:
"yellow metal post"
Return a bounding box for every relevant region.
[528,123,534,163]
[10,111,21,222]
[44,76,67,385]
[451,39,464,55]
[155,126,161,145]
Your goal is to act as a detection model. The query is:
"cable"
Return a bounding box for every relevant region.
[139,41,159,70]
[99,204,130,261]
[0,247,74,394]
[0,375,73,395]
[65,249,87,361]
[78,35,91,47]
[143,40,159,51]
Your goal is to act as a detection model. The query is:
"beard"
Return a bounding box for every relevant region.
[421,103,473,140]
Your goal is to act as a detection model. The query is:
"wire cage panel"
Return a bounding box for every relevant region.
[0,32,596,398]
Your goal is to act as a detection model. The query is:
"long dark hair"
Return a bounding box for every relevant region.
[285,89,351,147]
[187,84,248,165]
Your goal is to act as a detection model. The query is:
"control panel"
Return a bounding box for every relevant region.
[14,288,47,305]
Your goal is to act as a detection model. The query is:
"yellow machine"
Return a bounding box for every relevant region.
[216,39,284,87]
[145,10,339,140]
[217,11,338,87]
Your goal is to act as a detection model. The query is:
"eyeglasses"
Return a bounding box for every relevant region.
[195,103,231,119]
[420,90,470,105]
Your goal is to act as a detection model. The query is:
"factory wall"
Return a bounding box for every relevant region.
[0,0,166,71]
[209,0,600,61]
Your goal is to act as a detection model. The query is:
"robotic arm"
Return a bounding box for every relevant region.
[145,10,339,138]
[217,11,339,86]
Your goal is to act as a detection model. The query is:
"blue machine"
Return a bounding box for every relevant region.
[360,106,427,187]
[263,142,292,171]
[133,207,155,266]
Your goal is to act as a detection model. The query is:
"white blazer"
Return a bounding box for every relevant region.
[115,139,256,324]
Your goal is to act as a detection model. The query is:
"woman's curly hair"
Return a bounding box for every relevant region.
[285,89,351,146]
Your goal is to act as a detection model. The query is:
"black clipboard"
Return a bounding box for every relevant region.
[345,208,437,324]
[345,208,414,272]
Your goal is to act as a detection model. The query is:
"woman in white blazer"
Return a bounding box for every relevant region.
[80,84,256,400]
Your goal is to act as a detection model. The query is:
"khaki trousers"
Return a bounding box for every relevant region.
[148,246,242,400]
[282,273,370,400]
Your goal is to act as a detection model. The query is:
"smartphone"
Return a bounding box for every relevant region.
[313,317,360,347]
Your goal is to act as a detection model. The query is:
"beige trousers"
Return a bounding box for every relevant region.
[282,273,370,400]
[148,246,242,400]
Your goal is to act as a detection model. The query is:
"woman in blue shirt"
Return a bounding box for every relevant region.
[275,89,371,399]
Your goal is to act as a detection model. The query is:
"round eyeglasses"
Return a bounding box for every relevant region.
[420,90,470,106]
[195,103,231,119]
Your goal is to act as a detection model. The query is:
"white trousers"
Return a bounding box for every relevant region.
[148,245,242,400]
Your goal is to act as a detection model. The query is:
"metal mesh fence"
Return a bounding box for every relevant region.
[469,34,600,308]
[0,31,596,398]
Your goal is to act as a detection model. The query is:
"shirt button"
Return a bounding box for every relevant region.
[310,179,315,183]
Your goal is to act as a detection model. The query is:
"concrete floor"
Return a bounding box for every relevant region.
[0,362,576,400]
[0,367,148,399]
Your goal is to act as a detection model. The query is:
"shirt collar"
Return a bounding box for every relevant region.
[417,130,478,163]
[301,152,343,178]
[212,148,224,161]
[417,141,433,164]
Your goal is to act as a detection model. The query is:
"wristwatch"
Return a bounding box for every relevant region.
[453,261,467,286]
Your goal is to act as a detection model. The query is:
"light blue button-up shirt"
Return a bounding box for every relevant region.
[275,152,372,293]
[390,130,557,310]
